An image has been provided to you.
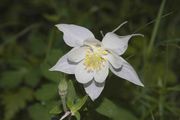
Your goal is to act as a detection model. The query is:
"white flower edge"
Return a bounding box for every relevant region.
[109,56,144,87]
[83,81,105,101]
[55,24,95,47]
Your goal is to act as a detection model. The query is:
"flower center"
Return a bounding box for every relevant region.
[83,45,108,72]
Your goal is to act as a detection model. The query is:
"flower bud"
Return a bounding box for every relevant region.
[58,79,68,96]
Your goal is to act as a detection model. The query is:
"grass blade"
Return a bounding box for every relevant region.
[147,0,166,55]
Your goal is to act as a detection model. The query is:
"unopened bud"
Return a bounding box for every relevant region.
[58,79,68,96]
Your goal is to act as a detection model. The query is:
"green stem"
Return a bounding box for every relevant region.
[44,29,55,62]
[61,95,68,112]
[147,0,166,56]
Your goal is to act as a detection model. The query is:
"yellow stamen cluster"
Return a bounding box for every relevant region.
[83,46,108,72]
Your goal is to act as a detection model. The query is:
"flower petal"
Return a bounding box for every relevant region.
[94,62,109,83]
[75,60,94,84]
[102,32,142,55]
[49,48,77,74]
[104,53,122,69]
[67,47,86,63]
[110,57,144,86]
[56,24,95,47]
[84,81,105,101]
[84,38,101,46]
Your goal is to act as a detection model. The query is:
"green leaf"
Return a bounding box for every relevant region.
[0,69,26,89]
[96,98,138,120]
[24,68,41,87]
[29,101,60,120]
[143,63,176,85]
[147,0,166,54]
[1,87,33,120]
[74,111,80,120]
[70,96,88,114]
[27,30,47,56]
[28,103,51,120]
[35,84,57,101]
[46,49,63,65]
[49,105,62,114]
[42,49,65,83]
[40,62,61,83]
[67,80,77,108]
[19,87,34,101]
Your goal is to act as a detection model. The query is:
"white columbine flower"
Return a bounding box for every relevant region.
[50,21,144,100]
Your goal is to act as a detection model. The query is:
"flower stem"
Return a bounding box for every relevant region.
[61,95,67,112]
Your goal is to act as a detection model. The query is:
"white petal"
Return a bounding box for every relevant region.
[56,24,95,47]
[110,57,144,86]
[49,48,77,74]
[104,53,122,69]
[94,62,109,83]
[83,38,101,46]
[67,47,86,63]
[75,60,94,84]
[102,32,142,55]
[84,81,105,101]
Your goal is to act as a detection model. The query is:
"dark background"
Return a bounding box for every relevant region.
[0,0,180,120]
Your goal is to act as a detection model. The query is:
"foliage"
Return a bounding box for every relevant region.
[0,0,180,120]
[96,98,138,120]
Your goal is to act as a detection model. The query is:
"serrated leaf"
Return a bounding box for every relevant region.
[35,84,57,101]
[1,87,33,120]
[96,98,138,120]
[70,96,88,114]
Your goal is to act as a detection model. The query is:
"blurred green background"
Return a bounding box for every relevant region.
[0,0,180,120]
